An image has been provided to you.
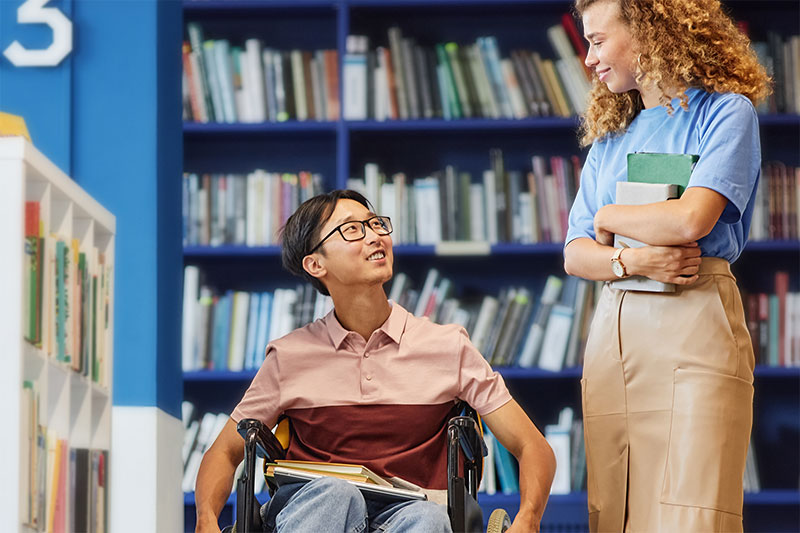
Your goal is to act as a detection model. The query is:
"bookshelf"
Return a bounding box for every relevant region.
[181,0,799,531]
[0,138,115,532]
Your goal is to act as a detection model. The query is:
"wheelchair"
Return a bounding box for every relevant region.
[222,404,511,533]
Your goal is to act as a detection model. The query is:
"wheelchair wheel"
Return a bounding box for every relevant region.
[486,508,511,533]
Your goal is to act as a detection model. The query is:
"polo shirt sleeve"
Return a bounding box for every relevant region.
[687,94,761,223]
[455,329,512,416]
[565,144,600,245]
[230,344,281,428]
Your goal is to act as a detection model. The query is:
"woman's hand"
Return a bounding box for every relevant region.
[593,205,615,245]
[626,242,702,285]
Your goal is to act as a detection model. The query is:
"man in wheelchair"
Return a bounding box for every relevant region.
[195,190,556,533]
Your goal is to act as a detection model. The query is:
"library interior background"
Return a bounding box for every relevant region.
[1,1,798,532]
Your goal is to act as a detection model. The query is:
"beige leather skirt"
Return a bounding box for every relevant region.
[581,258,755,533]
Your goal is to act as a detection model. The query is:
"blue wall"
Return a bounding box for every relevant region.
[0,0,183,418]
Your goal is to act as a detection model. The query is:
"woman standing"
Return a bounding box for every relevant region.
[563,0,771,531]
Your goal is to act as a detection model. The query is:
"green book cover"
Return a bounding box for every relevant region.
[435,44,462,119]
[626,152,699,197]
[55,240,66,363]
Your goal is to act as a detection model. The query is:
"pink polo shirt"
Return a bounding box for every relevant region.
[231,302,512,490]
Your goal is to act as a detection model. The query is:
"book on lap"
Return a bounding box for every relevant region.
[267,460,391,486]
[266,465,427,502]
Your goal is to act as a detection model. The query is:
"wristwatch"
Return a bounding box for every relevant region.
[611,247,628,278]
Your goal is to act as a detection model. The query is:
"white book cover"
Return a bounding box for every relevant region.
[545,407,573,495]
[610,181,679,292]
[374,60,388,121]
[228,292,250,372]
[518,192,533,244]
[181,266,199,371]
[277,289,298,340]
[291,50,307,121]
[182,420,200,466]
[388,272,409,304]
[365,163,381,210]
[414,268,440,317]
[537,304,573,372]
[413,178,442,245]
[267,289,285,344]
[244,39,266,122]
[517,275,563,367]
[343,41,367,120]
[470,296,499,356]
[482,170,498,244]
[469,183,486,242]
[479,430,497,495]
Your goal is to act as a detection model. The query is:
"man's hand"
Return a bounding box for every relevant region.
[626,242,702,285]
[194,419,245,533]
[505,508,540,533]
[482,401,555,533]
[195,516,222,533]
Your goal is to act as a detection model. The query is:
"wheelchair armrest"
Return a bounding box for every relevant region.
[233,419,286,533]
[447,414,487,533]
[236,418,286,463]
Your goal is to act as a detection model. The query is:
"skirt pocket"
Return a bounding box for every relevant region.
[660,368,753,515]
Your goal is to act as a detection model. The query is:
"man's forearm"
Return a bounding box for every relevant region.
[515,439,556,530]
[195,449,238,531]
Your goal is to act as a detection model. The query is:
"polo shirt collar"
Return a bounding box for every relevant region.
[324,300,408,349]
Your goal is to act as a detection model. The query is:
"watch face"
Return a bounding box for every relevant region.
[612,260,624,277]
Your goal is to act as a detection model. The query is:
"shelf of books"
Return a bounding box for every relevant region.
[0,137,115,533]
[180,0,799,530]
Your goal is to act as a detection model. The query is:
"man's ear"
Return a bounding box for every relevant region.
[302,253,326,281]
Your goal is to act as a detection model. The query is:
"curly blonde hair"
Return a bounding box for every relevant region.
[575,0,772,146]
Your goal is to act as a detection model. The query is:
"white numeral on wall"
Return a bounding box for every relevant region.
[3,0,73,67]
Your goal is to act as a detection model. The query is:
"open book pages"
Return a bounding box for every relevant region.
[268,467,427,502]
[269,460,392,486]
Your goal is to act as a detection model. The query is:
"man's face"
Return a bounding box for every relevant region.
[309,199,394,293]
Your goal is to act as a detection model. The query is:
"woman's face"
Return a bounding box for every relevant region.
[582,0,640,94]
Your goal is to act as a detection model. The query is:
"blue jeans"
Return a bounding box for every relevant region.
[260,477,452,533]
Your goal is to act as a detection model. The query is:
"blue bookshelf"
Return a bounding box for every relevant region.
[181,1,800,531]
[184,365,799,384]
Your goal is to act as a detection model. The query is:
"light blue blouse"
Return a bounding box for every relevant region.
[565,88,762,262]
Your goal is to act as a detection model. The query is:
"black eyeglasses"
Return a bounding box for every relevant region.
[308,216,393,254]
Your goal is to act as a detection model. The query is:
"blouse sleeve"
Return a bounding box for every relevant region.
[565,143,600,245]
[687,94,761,223]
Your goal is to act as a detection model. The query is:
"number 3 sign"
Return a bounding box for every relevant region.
[3,0,72,67]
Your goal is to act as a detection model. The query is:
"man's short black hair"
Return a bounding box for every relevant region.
[281,189,373,296]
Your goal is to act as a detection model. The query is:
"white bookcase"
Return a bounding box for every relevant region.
[0,137,115,532]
